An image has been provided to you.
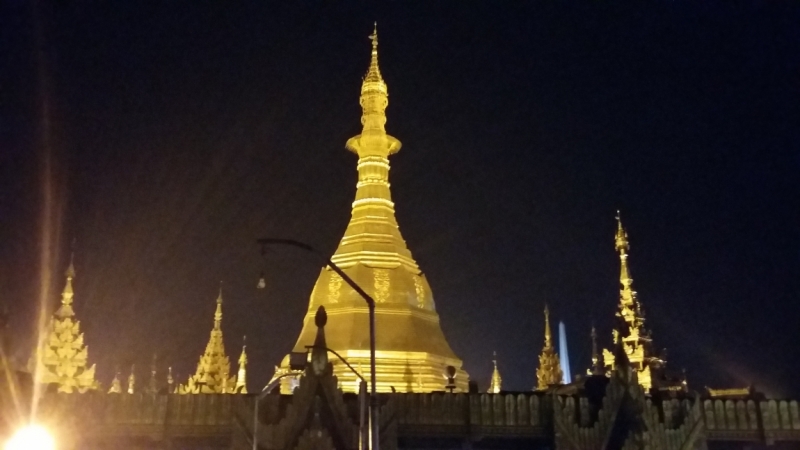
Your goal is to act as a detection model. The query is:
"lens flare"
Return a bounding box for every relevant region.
[4,424,55,450]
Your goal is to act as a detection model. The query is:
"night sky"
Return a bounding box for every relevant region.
[1,2,798,396]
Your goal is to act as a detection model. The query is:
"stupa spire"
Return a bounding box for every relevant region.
[57,252,76,317]
[488,351,502,393]
[279,28,467,393]
[535,305,563,390]
[35,255,99,393]
[178,285,236,394]
[602,212,674,391]
[235,336,248,393]
[615,212,635,307]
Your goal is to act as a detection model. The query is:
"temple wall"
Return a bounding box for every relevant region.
[31,392,800,449]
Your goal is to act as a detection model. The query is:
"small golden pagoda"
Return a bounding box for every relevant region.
[234,338,248,394]
[35,257,99,393]
[535,305,562,390]
[602,213,666,391]
[178,287,246,394]
[278,26,468,393]
[108,368,122,393]
[488,351,502,393]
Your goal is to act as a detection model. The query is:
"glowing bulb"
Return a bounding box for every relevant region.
[5,424,55,450]
[257,272,266,289]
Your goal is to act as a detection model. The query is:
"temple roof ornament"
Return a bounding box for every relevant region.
[279,26,467,393]
[35,255,99,393]
[535,305,563,390]
[603,212,676,392]
[178,285,240,394]
[488,351,502,393]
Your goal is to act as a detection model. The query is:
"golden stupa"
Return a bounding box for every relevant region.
[277,27,468,393]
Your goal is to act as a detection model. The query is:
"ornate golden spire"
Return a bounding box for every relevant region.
[615,212,635,311]
[362,23,386,97]
[280,26,467,393]
[178,285,239,394]
[535,305,563,390]
[35,255,99,393]
[603,212,670,391]
[234,336,248,394]
[488,351,502,393]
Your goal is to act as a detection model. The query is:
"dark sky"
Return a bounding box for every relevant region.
[1,1,798,396]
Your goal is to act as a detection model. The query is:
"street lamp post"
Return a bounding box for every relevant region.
[256,238,379,450]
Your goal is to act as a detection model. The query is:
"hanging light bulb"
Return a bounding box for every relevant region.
[257,271,266,289]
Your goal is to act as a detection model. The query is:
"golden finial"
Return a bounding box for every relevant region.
[57,252,76,315]
[66,250,76,279]
[167,366,174,390]
[535,305,563,390]
[214,281,223,330]
[489,351,502,393]
[543,304,552,349]
[362,22,386,96]
[615,210,629,254]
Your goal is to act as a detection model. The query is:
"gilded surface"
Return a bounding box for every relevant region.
[35,259,99,393]
[280,28,467,393]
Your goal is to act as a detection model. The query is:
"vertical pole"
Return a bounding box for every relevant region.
[358,380,367,450]
[369,303,379,450]
[253,399,259,450]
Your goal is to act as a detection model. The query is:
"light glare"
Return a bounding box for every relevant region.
[5,424,55,450]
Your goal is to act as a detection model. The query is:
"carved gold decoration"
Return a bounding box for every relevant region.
[279,27,467,393]
[373,269,390,303]
[327,273,342,304]
[35,258,99,393]
[413,276,425,309]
